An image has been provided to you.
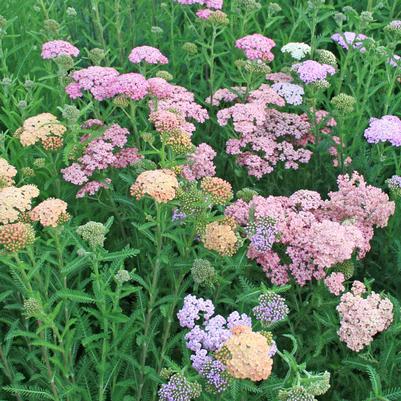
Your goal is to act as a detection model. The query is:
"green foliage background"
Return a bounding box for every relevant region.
[0,1,401,400]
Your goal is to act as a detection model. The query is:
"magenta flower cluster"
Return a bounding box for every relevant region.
[128,46,168,64]
[41,40,80,59]
[61,124,142,198]
[225,173,395,285]
[364,115,401,146]
[182,143,217,181]
[65,67,149,101]
[235,34,276,62]
[292,60,336,84]
[337,281,393,351]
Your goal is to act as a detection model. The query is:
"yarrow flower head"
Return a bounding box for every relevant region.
[278,386,316,401]
[30,198,69,227]
[0,222,35,252]
[158,373,202,401]
[15,113,66,148]
[41,40,79,59]
[292,60,336,84]
[0,185,39,224]
[331,93,356,114]
[364,115,401,146]
[182,143,217,181]
[191,259,216,286]
[272,82,304,105]
[235,34,276,62]
[253,292,289,325]
[200,177,233,205]
[385,20,401,35]
[202,220,238,256]
[331,32,368,52]
[245,217,278,252]
[324,272,345,295]
[316,49,337,67]
[281,42,311,60]
[130,169,179,203]
[76,221,107,248]
[337,281,393,351]
[0,158,17,187]
[128,45,168,64]
[386,175,401,197]
[65,66,120,101]
[222,325,273,381]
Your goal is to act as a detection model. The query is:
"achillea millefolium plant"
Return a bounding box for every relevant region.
[0,0,401,400]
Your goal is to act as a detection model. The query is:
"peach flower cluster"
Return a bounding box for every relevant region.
[222,325,273,381]
[15,113,67,149]
[0,222,35,252]
[0,158,17,187]
[202,220,238,256]
[130,169,179,203]
[0,185,40,224]
[30,199,69,227]
[200,177,233,205]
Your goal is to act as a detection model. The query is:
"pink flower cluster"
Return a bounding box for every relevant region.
[128,46,168,65]
[65,67,149,101]
[364,115,401,147]
[41,40,79,59]
[205,87,245,106]
[148,78,209,123]
[337,281,393,351]
[225,173,395,285]
[217,82,343,177]
[292,60,336,84]
[175,0,223,9]
[182,143,217,181]
[331,32,368,52]
[61,124,142,198]
[235,34,276,62]
[324,272,345,296]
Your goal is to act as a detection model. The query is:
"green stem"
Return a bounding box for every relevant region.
[137,202,164,400]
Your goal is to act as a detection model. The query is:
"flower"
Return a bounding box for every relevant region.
[182,143,217,181]
[281,42,311,60]
[364,115,401,146]
[76,221,107,248]
[66,66,120,100]
[278,386,316,401]
[191,259,216,286]
[235,34,276,62]
[158,374,202,401]
[130,169,179,203]
[30,198,69,227]
[0,158,17,187]
[271,82,304,105]
[16,113,66,147]
[292,60,335,84]
[110,73,149,100]
[316,49,337,67]
[177,294,215,329]
[337,282,393,351]
[41,40,79,59]
[331,93,356,114]
[331,32,368,52]
[0,185,39,224]
[324,272,345,295]
[253,292,289,325]
[128,45,168,64]
[200,177,233,204]
[202,221,238,256]
[387,175,401,197]
[222,326,273,381]
[0,222,35,252]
